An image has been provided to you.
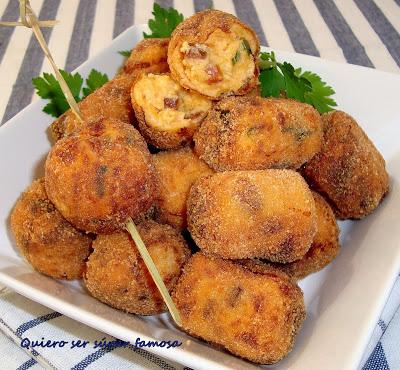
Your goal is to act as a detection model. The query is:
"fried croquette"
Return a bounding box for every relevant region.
[243,84,261,98]
[131,73,212,149]
[187,170,316,262]
[50,39,170,142]
[194,96,322,171]
[45,118,158,234]
[153,147,214,230]
[50,73,137,141]
[172,253,305,364]
[85,220,190,315]
[270,191,340,280]
[302,110,389,219]
[10,179,92,279]
[168,10,260,99]
[123,38,170,75]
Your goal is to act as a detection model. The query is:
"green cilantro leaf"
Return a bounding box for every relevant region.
[278,62,311,102]
[259,67,285,98]
[33,70,83,118]
[258,51,337,113]
[143,3,184,38]
[60,70,84,101]
[42,96,71,118]
[82,69,109,98]
[118,50,132,57]
[259,51,277,70]
[32,69,109,118]
[297,70,337,113]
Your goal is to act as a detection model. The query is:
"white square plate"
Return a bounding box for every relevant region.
[1,24,399,370]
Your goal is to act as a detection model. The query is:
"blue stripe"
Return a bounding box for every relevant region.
[313,0,374,68]
[71,346,117,370]
[362,342,390,370]
[113,0,135,38]
[64,0,97,71]
[0,317,40,357]
[1,0,61,124]
[16,358,37,370]
[232,0,268,46]
[128,344,176,370]
[155,0,174,9]
[354,0,400,67]
[194,0,213,12]
[71,341,178,370]
[378,319,387,332]
[0,0,20,65]
[274,0,320,56]
[16,312,62,337]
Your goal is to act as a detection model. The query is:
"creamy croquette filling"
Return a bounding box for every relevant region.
[133,74,211,131]
[179,28,257,97]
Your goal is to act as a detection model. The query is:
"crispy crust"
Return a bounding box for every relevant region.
[172,253,306,364]
[302,110,389,219]
[187,170,316,262]
[269,191,340,280]
[123,38,170,75]
[85,220,191,315]
[10,179,92,279]
[131,73,211,149]
[194,96,322,171]
[168,10,260,99]
[45,118,158,233]
[153,147,214,230]
[243,84,261,98]
[50,39,170,142]
[50,73,137,141]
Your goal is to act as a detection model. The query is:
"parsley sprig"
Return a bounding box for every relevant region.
[143,3,184,38]
[82,69,108,98]
[258,51,337,113]
[118,4,183,57]
[35,4,337,119]
[118,50,132,57]
[32,69,109,118]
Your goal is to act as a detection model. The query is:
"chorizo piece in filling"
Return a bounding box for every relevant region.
[132,73,212,149]
[168,10,260,99]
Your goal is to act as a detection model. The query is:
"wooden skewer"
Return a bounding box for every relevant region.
[1,0,181,327]
[0,20,58,27]
[15,0,83,123]
[125,219,182,327]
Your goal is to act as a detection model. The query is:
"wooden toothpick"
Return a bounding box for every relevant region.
[126,219,182,327]
[0,0,83,123]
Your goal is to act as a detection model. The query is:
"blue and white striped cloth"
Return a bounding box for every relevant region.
[0,1,399,369]
[0,287,186,370]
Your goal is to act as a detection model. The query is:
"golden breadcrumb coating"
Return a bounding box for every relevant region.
[168,10,260,99]
[187,170,316,262]
[270,191,340,280]
[85,220,190,315]
[50,73,137,141]
[302,110,389,219]
[45,118,158,233]
[10,179,92,279]
[131,73,212,149]
[123,38,170,75]
[153,147,214,230]
[50,38,170,142]
[172,253,305,364]
[243,85,261,97]
[194,96,322,171]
